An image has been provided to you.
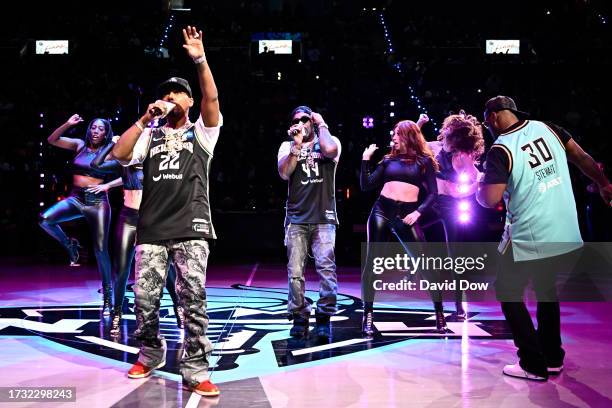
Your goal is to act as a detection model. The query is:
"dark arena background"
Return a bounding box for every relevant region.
[1,0,611,407]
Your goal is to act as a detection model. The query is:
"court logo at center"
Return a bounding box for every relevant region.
[0,285,512,381]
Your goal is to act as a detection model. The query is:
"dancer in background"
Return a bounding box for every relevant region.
[39,115,121,315]
[91,142,184,336]
[360,119,443,336]
[424,111,485,319]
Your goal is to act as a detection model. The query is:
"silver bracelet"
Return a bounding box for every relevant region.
[318,123,329,129]
[134,120,144,132]
[193,54,207,65]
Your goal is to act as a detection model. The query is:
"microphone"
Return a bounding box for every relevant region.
[149,101,176,119]
[288,126,306,138]
[149,106,163,117]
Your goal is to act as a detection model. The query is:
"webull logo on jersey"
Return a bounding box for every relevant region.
[538,176,563,193]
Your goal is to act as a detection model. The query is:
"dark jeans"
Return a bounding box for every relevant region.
[285,223,337,318]
[39,188,111,289]
[496,247,574,376]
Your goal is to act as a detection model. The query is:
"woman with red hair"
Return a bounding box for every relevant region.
[360,120,444,336]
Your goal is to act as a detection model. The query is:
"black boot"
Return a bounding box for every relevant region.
[102,286,112,317]
[314,313,331,339]
[289,314,309,338]
[68,238,81,266]
[455,301,467,320]
[174,305,185,329]
[110,308,121,336]
[434,302,448,333]
[362,302,374,336]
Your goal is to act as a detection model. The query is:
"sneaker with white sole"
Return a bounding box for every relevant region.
[127,360,166,379]
[503,363,547,381]
[183,380,220,397]
[548,364,563,374]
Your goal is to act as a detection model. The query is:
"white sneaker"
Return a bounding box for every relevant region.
[503,363,547,381]
[548,365,563,374]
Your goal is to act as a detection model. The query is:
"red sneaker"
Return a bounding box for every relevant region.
[184,380,220,397]
[127,360,165,379]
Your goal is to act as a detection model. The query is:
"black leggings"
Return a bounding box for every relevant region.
[361,195,441,306]
[113,206,179,313]
[39,188,112,289]
[437,194,474,304]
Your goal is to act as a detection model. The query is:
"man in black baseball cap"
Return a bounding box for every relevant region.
[113,25,223,397]
[477,94,612,382]
[484,95,529,125]
[157,76,192,98]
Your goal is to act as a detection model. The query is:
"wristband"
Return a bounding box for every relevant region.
[318,123,329,130]
[193,54,207,65]
[134,121,144,132]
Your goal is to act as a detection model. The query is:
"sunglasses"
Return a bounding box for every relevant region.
[291,116,310,125]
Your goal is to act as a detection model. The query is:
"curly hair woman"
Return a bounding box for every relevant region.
[426,111,485,319]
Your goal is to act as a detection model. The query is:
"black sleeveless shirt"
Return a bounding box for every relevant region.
[281,137,340,225]
[137,123,217,244]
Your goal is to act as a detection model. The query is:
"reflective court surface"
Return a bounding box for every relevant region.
[1,260,611,407]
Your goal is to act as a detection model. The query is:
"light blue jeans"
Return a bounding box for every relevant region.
[285,223,337,318]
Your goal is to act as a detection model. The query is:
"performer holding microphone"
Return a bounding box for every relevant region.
[113,26,222,396]
[277,106,341,339]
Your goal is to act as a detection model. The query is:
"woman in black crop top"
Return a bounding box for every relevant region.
[360,120,446,335]
[39,114,121,315]
[426,112,484,319]
[92,142,184,336]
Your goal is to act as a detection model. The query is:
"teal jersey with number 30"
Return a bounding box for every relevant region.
[493,120,583,261]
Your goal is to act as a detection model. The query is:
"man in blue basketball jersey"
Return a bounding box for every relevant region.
[477,96,612,381]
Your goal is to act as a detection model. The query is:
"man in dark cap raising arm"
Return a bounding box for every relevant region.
[113,26,222,397]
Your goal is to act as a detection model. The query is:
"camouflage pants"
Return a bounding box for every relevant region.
[133,239,212,385]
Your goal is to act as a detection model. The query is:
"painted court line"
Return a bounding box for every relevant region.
[291,338,370,356]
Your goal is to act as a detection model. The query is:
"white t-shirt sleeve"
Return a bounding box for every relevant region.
[195,113,223,154]
[119,129,152,166]
[331,136,341,162]
[277,141,291,163]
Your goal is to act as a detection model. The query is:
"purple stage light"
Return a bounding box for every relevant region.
[458,172,470,183]
[458,213,471,223]
[363,116,374,129]
[457,184,470,194]
[458,200,470,212]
